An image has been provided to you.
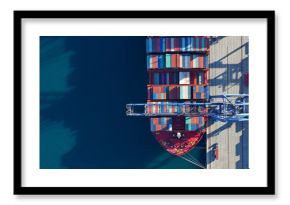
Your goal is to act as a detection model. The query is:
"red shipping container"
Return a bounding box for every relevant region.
[193,92,196,99]
[176,54,181,68]
[204,71,208,84]
[147,104,153,114]
[156,124,161,131]
[194,117,198,124]
[199,56,204,68]
[190,117,194,124]
[171,54,177,67]
[172,104,177,112]
[163,104,168,113]
[190,55,194,68]
[152,105,159,113]
[153,86,160,93]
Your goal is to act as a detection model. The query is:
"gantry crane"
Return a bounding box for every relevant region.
[126,94,248,122]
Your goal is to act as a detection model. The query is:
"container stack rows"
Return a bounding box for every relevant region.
[148,85,209,100]
[147,54,208,69]
[150,117,173,132]
[146,36,209,53]
[185,116,205,131]
[148,71,207,85]
[147,36,210,132]
[150,116,206,132]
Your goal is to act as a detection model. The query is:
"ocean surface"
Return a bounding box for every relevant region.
[40,36,205,169]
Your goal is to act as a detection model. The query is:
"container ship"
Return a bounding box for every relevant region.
[126,36,249,168]
[145,36,209,156]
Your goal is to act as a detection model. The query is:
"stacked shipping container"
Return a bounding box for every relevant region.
[150,117,173,131]
[147,36,209,156]
[147,54,209,69]
[185,117,205,131]
[148,85,209,100]
[146,36,209,53]
[147,36,209,103]
[148,71,208,85]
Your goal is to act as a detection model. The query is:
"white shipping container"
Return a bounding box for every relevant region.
[178,55,183,68]
[179,72,190,84]
[180,86,190,99]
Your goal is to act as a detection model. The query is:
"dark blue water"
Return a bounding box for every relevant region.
[40,36,205,169]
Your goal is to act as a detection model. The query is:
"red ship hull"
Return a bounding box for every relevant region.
[152,130,205,156]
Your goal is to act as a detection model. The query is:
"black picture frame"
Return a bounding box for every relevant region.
[14,10,275,195]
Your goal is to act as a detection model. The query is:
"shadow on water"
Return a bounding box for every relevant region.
[40,36,199,169]
[40,37,77,168]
